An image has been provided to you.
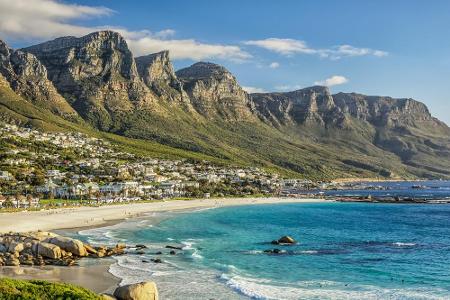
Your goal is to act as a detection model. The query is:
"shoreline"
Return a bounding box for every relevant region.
[0,197,328,295]
[0,197,328,233]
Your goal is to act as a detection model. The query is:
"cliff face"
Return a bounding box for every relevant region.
[135,51,192,110]
[0,40,78,119]
[22,31,157,130]
[252,86,347,128]
[176,62,256,121]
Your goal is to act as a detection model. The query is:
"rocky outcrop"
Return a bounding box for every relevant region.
[251,86,347,128]
[23,31,158,130]
[0,232,125,267]
[135,51,192,110]
[177,62,256,121]
[271,236,297,245]
[113,281,159,300]
[46,236,87,257]
[0,39,78,119]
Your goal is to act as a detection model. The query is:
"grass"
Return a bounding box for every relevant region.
[0,278,101,300]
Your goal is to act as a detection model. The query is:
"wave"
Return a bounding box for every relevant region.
[219,274,447,300]
[391,242,417,247]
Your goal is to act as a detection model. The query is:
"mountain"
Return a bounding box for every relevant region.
[0,40,78,119]
[0,30,447,180]
[23,31,158,131]
[176,62,256,121]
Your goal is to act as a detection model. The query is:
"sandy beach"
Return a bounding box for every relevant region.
[0,197,327,233]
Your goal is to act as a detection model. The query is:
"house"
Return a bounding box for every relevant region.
[0,171,13,181]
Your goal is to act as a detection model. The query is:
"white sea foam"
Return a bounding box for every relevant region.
[392,242,417,247]
[220,274,447,300]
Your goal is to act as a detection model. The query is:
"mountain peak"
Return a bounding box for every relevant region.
[176,62,232,81]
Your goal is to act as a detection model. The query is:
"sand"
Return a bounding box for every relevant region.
[0,197,327,233]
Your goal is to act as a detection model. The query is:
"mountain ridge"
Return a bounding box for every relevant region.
[0,30,447,180]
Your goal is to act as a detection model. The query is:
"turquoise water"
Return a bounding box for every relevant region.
[79,202,450,299]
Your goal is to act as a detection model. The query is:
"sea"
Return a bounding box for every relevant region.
[76,181,450,299]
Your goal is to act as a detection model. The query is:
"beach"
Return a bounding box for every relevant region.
[0,197,326,233]
[0,197,327,295]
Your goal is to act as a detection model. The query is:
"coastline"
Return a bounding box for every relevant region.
[0,197,328,295]
[0,197,328,233]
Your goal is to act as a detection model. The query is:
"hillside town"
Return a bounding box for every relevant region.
[0,122,316,210]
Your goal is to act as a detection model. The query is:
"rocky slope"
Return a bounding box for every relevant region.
[176,62,256,121]
[0,40,78,119]
[0,30,446,179]
[135,50,192,110]
[23,31,158,130]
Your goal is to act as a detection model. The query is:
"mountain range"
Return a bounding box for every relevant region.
[1,30,449,180]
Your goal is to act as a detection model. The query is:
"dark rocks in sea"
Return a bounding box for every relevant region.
[165,245,183,250]
[169,250,176,255]
[136,244,147,249]
[271,236,297,245]
[264,248,287,254]
[151,258,162,263]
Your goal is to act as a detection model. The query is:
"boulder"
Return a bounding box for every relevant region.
[0,244,7,253]
[37,242,61,259]
[47,236,87,257]
[116,243,126,249]
[113,281,159,300]
[272,236,296,245]
[8,242,24,254]
[165,245,182,250]
[84,244,98,255]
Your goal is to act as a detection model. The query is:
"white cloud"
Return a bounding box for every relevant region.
[126,37,251,61]
[274,84,302,91]
[242,86,267,93]
[244,38,388,60]
[314,75,348,87]
[269,62,280,68]
[245,38,316,56]
[0,0,250,62]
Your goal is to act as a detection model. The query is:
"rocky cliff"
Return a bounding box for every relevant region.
[135,51,192,110]
[0,40,78,119]
[176,62,256,121]
[23,31,157,130]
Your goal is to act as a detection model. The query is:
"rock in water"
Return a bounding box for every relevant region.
[272,236,297,245]
[47,236,87,257]
[113,281,159,300]
[7,242,24,253]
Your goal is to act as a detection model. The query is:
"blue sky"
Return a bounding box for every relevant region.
[1,0,449,124]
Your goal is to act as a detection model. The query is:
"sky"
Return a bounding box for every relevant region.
[0,0,449,124]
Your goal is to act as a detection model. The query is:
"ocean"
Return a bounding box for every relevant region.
[77,182,450,300]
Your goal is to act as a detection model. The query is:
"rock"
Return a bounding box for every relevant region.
[100,294,117,300]
[272,236,296,245]
[165,245,183,250]
[169,250,176,255]
[84,244,98,255]
[113,281,159,300]
[135,250,145,255]
[150,258,162,264]
[0,244,7,253]
[154,251,162,255]
[37,242,61,259]
[135,244,147,249]
[5,256,20,266]
[278,236,296,244]
[116,243,126,250]
[47,236,87,257]
[263,249,286,255]
[176,62,256,121]
[8,242,24,254]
